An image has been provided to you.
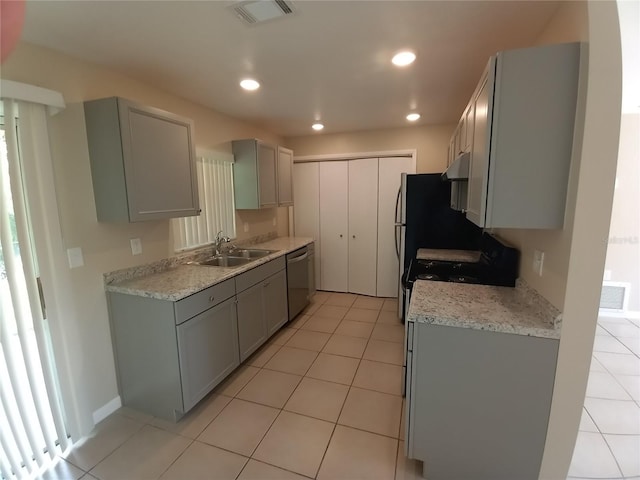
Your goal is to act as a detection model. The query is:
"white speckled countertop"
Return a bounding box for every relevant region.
[416,248,482,263]
[105,236,313,301]
[407,279,561,339]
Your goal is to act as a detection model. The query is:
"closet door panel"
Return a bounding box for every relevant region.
[348,158,378,296]
[319,161,349,292]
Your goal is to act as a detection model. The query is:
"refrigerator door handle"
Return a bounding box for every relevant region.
[394,185,403,259]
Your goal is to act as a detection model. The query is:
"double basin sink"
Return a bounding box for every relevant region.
[192,248,278,268]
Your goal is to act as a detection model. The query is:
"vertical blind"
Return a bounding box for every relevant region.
[0,99,69,479]
[172,155,236,251]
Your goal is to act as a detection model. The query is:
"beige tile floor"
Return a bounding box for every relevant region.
[41,291,422,480]
[568,315,640,480]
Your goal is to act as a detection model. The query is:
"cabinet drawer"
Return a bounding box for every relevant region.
[235,256,285,293]
[174,279,235,324]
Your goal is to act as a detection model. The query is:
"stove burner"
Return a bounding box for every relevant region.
[448,275,480,284]
[417,273,442,281]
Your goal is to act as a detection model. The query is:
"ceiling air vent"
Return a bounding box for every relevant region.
[231,0,294,25]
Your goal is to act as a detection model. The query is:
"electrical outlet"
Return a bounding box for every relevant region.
[130,238,142,256]
[243,222,249,233]
[66,247,84,269]
[533,250,544,276]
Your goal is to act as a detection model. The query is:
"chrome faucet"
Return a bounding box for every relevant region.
[214,231,231,255]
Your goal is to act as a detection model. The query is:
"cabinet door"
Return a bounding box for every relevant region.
[293,163,321,289]
[176,297,239,412]
[277,147,294,206]
[319,161,349,292]
[464,103,475,152]
[258,143,278,208]
[120,100,199,221]
[237,283,268,361]
[466,73,492,227]
[348,158,378,296]
[377,157,415,298]
[264,270,288,336]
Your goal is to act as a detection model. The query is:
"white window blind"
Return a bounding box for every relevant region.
[172,154,236,251]
[1,99,70,479]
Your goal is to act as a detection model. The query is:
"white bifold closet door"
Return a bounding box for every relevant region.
[319,161,349,292]
[347,158,378,296]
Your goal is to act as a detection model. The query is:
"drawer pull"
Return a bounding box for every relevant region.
[209,295,215,302]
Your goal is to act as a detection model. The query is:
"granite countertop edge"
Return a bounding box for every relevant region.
[105,236,314,301]
[408,278,562,340]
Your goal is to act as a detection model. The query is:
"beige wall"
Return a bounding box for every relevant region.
[540,1,621,478]
[285,124,456,173]
[1,42,288,434]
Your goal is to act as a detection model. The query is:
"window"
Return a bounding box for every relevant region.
[172,152,236,251]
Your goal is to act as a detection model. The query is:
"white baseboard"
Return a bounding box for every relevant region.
[599,309,640,320]
[92,396,122,424]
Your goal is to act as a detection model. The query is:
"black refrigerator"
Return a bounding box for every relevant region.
[395,173,482,317]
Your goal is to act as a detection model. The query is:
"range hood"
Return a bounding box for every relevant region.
[442,152,470,181]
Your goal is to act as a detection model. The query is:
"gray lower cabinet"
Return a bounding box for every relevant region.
[176,297,239,412]
[108,279,237,421]
[405,322,559,480]
[84,97,199,222]
[236,282,268,362]
[236,256,287,361]
[264,269,288,336]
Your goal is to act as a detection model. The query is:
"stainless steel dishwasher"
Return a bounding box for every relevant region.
[286,245,310,321]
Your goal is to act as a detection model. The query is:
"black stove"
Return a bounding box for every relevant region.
[401,233,519,321]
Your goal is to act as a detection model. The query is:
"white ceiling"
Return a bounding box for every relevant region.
[20,0,563,137]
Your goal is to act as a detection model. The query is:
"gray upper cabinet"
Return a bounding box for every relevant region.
[465,42,582,229]
[277,146,294,207]
[84,97,200,222]
[232,139,294,209]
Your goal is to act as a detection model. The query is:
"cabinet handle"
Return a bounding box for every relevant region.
[339,234,343,238]
[352,235,356,239]
[209,295,215,302]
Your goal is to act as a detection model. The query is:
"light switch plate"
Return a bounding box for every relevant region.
[533,250,544,276]
[272,217,276,227]
[67,247,84,269]
[243,222,249,233]
[130,238,142,256]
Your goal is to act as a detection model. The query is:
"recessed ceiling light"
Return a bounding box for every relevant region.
[240,79,260,91]
[312,123,324,131]
[406,113,421,122]
[392,51,416,67]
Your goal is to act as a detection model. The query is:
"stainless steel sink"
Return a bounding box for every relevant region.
[197,255,253,267]
[227,248,277,259]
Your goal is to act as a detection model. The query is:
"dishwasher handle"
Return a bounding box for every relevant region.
[287,251,309,264]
